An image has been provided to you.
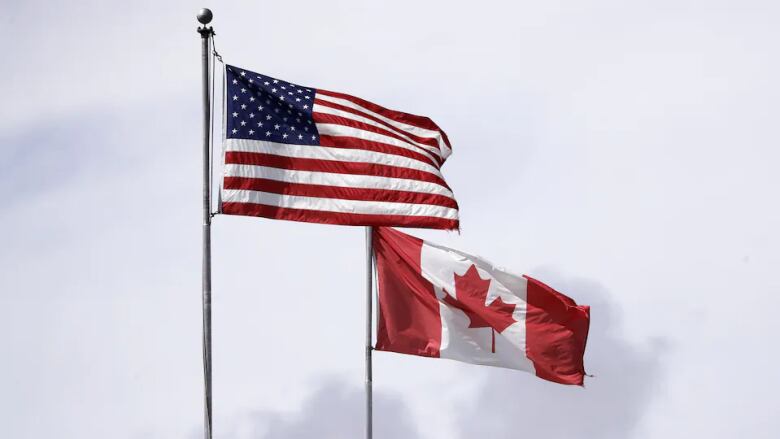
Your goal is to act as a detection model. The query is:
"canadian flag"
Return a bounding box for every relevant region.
[373,227,590,385]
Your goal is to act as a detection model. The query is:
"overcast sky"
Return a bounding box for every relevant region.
[2,1,779,438]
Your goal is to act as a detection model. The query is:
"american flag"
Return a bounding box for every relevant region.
[221,65,459,230]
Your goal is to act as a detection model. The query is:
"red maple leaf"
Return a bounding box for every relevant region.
[442,264,517,353]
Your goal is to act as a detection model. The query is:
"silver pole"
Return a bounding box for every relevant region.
[197,8,214,439]
[365,226,374,439]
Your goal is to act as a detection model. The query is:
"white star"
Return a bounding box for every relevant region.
[241,104,247,109]
[266,115,272,120]
[311,135,316,140]
[241,88,247,93]
[290,126,296,131]
[232,128,238,134]
[298,134,303,139]
[274,124,280,130]
[279,96,285,101]
[249,113,255,118]
[264,81,270,86]
[233,95,238,101]
[248,79,253,83]
[304,95,310,99]
[232,79,238,84]
[288,91,294,95]
[302,105,309,110]
[282,133,289,139]
[283,117,288,122]
[304,127,309,131]
[258,106,264,111]
[265,131,271,136]
[274,108,280,113]
[248,129,254,135]
[265,99,271,104]
[240,71,246,76]
[232,112,238,117]
[240,120,247,126]
[297,89,303,93]
[307,120,312,124]
[306,88,311,92]
[295,98,301,102]
[249,97,255,102]
[257,121,264,127]
[281,86,286,90]
[273,79,279,84]
[271,88,277,93]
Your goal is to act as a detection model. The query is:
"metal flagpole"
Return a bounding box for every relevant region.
[197,8,215,439]
[365,226,374,439]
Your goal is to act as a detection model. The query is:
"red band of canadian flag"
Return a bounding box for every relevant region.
[373,227,590,385]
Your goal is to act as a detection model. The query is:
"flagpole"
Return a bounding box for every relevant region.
[197,8,215,439]
[365,226,374,439]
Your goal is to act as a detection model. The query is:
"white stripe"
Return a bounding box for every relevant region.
[313,103,443,161]
[316,93,452,159]
[223,189,459,219]
[313,124,442,169]
[316,93,443,140]
[224,164,455,199]
[226,138,443,177]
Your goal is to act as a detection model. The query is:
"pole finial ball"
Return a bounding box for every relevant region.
[197,8,213,24]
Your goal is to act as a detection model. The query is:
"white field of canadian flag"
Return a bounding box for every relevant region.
[373,227,590,385]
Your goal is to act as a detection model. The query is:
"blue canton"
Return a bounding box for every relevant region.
[225,65,319,145]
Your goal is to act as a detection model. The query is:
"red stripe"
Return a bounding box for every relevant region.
[313,112,442,168]
[224,177,459,209]
[373,226,443,357]
[524,275,591,386]
[316,89,452,150]
[222,202,458,230]
[317,132,439,170]
[314,97,443,152]
[225,151,451,190]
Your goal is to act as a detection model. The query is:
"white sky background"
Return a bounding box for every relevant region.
[1,1,779,438]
